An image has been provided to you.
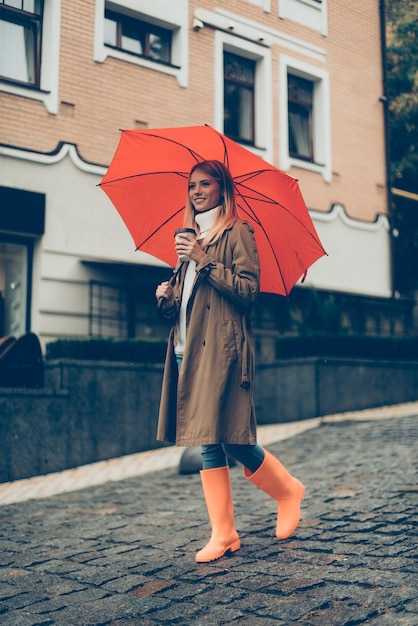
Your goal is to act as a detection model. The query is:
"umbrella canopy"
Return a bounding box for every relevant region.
[99,125,326,295]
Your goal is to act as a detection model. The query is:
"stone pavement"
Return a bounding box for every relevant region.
[0,403,417,625]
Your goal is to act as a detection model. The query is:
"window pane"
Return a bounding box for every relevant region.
[288,74,314,161]
[23,0,42,13]
[224,84,254,143]
[0,20,35,83]
[2,1,43,15]
[90,282,128,338]
[148,32,170,63]
[289,110,311,159]
[3,0,23,9]
[239,88,253,142]
[104,17,117,46]
[288,75,313,105]
[121,22,143,54]
[224,53,254,85]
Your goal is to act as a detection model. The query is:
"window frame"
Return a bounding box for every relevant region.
[104,8,173,66]
[0,0,60,113]
[94,0,189,88]
[0,0,44,88]
[278,0,328,36]
[215,30,273,163]
[279,55,332,182]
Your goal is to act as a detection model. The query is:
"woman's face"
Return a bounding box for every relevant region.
[188,169,221,213]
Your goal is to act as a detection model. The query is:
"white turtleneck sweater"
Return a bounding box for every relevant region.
[175,206,220,355]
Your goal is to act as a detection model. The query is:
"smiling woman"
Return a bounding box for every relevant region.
[154,159,306,564]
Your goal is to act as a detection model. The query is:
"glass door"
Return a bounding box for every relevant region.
[0,241,29,338]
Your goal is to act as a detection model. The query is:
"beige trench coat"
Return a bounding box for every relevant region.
[156,220,260,446]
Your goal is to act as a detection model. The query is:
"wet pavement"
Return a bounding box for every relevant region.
[0,403,417,625]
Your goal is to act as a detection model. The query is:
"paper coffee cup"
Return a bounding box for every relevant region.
[174,228,196,262]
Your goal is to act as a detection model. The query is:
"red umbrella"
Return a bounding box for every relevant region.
[99,125,326,296]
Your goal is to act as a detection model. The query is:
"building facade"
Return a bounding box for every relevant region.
[0,0,411,352]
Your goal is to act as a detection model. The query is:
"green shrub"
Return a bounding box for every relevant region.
[45,337,168,363]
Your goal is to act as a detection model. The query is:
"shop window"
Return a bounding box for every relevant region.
[0,0,44,86]
[0,240,31,338]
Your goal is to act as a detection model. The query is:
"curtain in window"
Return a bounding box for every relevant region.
[289,111,311,159]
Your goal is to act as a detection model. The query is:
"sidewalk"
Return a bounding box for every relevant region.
[0,402,417,625]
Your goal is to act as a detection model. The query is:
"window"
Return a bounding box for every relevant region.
[224,52,256,145]
[0,0,43,87]
[89,280,155,339]
[278,0,327,35]
[89,281,128,338]
[0,0,60,113]
[215,31,273,161]
[94,1,188,87]
[288,75,313,162]
[279,55,331,181]
[104,9,172,65]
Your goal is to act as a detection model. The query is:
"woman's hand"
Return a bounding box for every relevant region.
[155,281,175,309]
[175,233,206,264]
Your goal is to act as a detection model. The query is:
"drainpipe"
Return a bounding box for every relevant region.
[379,0,396,299]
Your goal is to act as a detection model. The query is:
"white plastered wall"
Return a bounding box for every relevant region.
[0,144,168,347]
[304,204,391,297]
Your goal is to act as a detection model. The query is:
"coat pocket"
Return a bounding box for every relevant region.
[222,319,239,363]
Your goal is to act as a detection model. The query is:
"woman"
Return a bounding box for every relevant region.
[155,160,304,563]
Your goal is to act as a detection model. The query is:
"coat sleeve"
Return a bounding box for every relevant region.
[195,221,260,310]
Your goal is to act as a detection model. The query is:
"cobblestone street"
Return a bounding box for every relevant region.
[0,405,417,625]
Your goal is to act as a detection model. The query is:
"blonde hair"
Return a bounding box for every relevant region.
[183,160,240,245]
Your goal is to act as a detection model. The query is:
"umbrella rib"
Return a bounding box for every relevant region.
[141,133,208,163]
[100,170,189,187]
[234,180,326,250]
[235,182,324,296]
[238,197,289,295]
[135,206,185,250]
[206,125,230,168]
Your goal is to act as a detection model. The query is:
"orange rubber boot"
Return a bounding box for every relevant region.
[196,466,241,563]
[244,449,305,539]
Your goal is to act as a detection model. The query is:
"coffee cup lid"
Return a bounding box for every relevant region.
[174,228,196,236]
